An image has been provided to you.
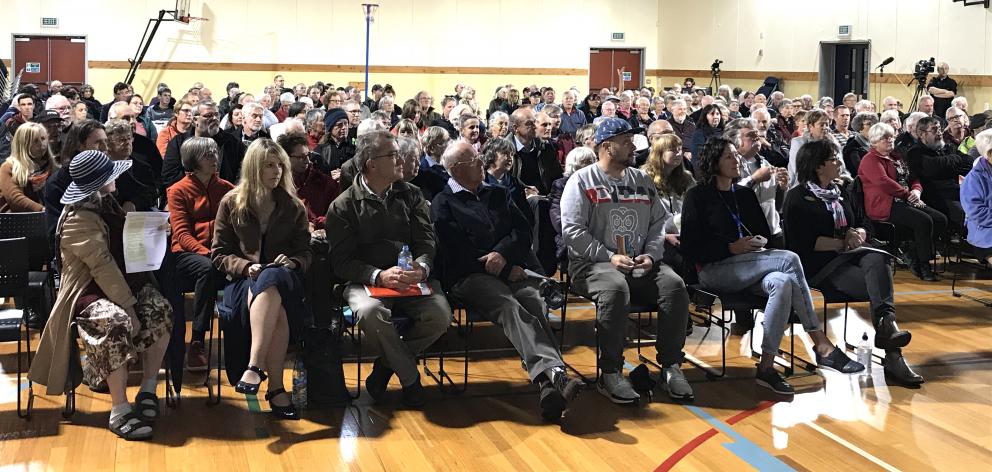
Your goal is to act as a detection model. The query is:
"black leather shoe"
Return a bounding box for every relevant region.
[265,388,300,420]
[235,365,267,395]
[538,367,582,420]
[919,265,939,282]
[874,316,911,350]
[816,347,865,374]
[884,352,924,386]
[366,357,394,402]
[401,377,426,408]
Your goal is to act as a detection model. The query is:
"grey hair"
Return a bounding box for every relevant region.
[107,101,131,120]
[241,102,264,117]
[817,97,834,108]
[355,130,395,172]
[180,136,219,172]
[854,100,874,113]
[104,118,132,138]
[397,136,421,162]
[903,111,928,132]
[488,111,509,129]
[423,126,451,155]
[541,105,562,117]
[575,124,597,145]
[879,109,901,125]
[918,95,934,105]
[378,95,394,110]
[449,104,473,129]
[868,122,896,144]
[480,137,515,170]
[304,109,325,128]
[975,128,992,159]
[778,98,793,108]
[850,112,879,133]
[440,140,474,173]
[192,100,217,117]
[564,146,596,176]
[952,96,968,108]
[723,118,756,147]
[635,96,651,106]
[357,118,388,137]
[915,116,940,135]
[279,92,296,105]
[562,89,578,100]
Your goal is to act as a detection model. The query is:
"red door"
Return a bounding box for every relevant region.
[13,35,87,93]
[589,48,643,92]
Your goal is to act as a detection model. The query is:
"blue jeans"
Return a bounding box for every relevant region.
[698,249,821,357]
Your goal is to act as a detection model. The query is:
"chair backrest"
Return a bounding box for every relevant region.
[0,212,51,271]
[0,237,29,298]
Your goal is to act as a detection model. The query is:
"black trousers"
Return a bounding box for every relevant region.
[818,252,896,324]
[174,251,223,336]
[888,201,948,263]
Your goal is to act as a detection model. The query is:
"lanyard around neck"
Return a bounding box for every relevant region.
[717,184,746,239]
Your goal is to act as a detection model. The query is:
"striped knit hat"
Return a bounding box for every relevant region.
[60,150,132,204]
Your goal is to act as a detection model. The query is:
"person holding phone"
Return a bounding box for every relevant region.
[212,138,312,420]
[681,137,863,397]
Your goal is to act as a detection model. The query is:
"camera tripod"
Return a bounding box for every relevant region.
[908,75,927,112]
[708,68,721,91]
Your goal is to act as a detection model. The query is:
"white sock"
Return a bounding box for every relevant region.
[140,378,158,394]
[110,402,132,424]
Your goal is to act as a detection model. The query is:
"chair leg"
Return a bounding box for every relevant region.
[347,327,362,400]
[17,310,34,420]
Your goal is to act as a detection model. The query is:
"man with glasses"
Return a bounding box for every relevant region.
[904,116,974,228]
[343,100,362,141]
[326,130,451,408]
[109,101,164,190]
[943,106,970,148]
[726,118,788,247]
[162,100,247,187]
[431,141,583,420]
[561,118,693,404]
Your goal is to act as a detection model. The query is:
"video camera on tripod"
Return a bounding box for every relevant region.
[710,59,723,74]
[709,59,723,90]
[913,57,935,83]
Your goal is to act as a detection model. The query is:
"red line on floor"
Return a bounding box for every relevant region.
[654,401,778,471]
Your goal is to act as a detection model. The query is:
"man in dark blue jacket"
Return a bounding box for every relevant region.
[431,141,581,421]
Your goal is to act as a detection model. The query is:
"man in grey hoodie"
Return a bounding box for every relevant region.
[561,118,693,404]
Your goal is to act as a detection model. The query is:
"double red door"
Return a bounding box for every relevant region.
[13,35,87,93]
[589,48,642,92]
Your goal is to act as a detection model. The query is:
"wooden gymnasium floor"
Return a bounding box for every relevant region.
[1,262,990,471]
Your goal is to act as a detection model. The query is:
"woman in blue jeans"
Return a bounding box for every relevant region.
[681,137,863,396]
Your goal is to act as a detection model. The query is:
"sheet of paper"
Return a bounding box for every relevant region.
[123,211,170,274]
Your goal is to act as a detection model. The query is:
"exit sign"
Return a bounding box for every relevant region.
[611,32,625,41]
[41,17,58,28]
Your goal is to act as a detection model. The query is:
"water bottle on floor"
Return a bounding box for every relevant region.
[856,332,872,375]
[292,358,308,408]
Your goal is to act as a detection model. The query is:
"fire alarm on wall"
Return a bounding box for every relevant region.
[838,25,852,38]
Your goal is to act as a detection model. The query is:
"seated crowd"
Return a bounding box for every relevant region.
[3,73,992,441]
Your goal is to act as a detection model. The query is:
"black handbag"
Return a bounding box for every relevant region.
[301,320,349,407]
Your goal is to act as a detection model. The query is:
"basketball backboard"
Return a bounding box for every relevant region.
[176,0,191,23]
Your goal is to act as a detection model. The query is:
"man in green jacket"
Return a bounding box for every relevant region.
[326,130,451,408]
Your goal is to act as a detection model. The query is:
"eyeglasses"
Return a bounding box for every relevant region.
[199,113,219,120]
[177,108,193,115]
[373,150,401,161]
[451,157,483,168]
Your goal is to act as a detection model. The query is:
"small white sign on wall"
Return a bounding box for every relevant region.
[622,72,632,82]
[26,62,41,73]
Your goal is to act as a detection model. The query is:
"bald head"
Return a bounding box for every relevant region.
[441,140,484,190]
[511,107,537,142]
[647,120,673,143]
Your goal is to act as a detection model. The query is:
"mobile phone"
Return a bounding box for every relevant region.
[750,235,768,247]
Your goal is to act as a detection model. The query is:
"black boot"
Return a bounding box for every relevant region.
[365,357,394,402]
[883,350,924,386]
[538,367,582,421]
[874,316,911,350]
[918,263,939,282]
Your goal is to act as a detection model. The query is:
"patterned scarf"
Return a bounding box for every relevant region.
[807,181,847,229]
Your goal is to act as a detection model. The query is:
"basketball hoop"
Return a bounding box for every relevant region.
[174,0,207,24]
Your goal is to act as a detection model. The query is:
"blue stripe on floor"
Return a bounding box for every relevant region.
[684,405,794,471]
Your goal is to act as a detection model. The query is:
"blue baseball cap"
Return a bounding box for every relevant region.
[595,117,642,145]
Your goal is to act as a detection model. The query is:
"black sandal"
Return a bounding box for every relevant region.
[235,365,268,395]
[264,388,300,420]
[110,411,153,441]
[134,391,160,422]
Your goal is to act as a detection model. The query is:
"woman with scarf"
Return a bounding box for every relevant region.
[0,122,54,212]
[784,139,923,386]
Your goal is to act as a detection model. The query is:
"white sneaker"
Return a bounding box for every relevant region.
[662,364,694,401]
[596,371,640,404]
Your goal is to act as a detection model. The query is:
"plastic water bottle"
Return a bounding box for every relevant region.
[398,244,413,270]
[856,332,872,375]
[291,358,307,408]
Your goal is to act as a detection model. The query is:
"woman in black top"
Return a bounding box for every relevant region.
[689,104,725,158]
[783,140,923,385]
[681,137,862,396]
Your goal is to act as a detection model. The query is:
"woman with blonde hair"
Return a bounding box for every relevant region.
[641,134,695,264]
[212,138,312,420]
[0,122,56,212]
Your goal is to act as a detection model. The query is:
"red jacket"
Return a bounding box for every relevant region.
[293,165,340,229]
[858,148,922,221]
[167,174,235,255]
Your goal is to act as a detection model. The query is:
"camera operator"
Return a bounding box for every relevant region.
[927,62,957,120]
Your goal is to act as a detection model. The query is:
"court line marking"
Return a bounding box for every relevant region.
[655,401,776,471]
[683,405,794,471]
[804,421,902,472]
